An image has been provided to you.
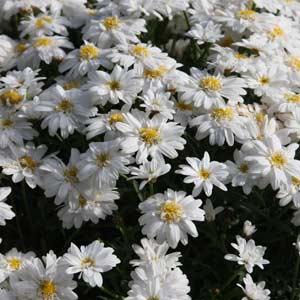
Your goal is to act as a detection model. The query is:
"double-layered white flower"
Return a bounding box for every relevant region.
[225,235,270,273]
[176,152,228,197]
[139,189,205,248]
[116,111,186,164]
[64,241,120,287]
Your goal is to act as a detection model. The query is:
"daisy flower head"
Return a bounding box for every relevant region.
[64,241,120,287]
[176,152,228,197]
[225,235,270,273]
[238,274,271,300]
[59,41,112,78]
[12,250,77,300]
[116,111,186,164]
[139,189,205,248]
[35,85,95,139]
[0,187,14,226]
[83,65,142,105]
[177,68,247,109]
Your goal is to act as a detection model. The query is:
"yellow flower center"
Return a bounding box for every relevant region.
[270,152,287,168]
[81,257,95,267]
[268,25,284,40]
[56,99,74,113]
[211,107,234,121]
[15,42,28,54]
[79,44,100,60]
[108,113,124,124]
[0,89,23,105]
[63,81,79,90]
[7,257,22,270]
[285,93,300,103]
[144,65,168,79]
[256,112,265,122]
[34,37,53,48]
[64,166,78,183]
[176,101,193,111]
[160,201,183,223]
[1,119,13,128]
[237,9,257,20]
[219,37,233,47]
[139,127,160,145]
[288,56,300,71]
[132,45,149,57]
[148,296,159,300]
[103,16,120,30]
[96,153,111,167]
[107,80,121,91]
[259,76,270,85]
[239,164,249,173]
[292,176,300,187]
[199,169,211,179]
[85,9,97,16]
[35,16,53,28]
[200,76,223,92]
[19,155,37,171]
[40,280,56,299]
[79,195,87,207]
[234,53,248,59]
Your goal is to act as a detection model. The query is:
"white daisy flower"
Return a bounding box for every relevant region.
[225,235,270,273]
[0,35,18,72]
[59,41,112,78]
[0,187,14,226]
[64,241,120,287]
[238,274,271,300]
[176,152,228,197]
[139,189,205,248]
[116,111,186,164]
[83,65,142,105]
[177,67,247,109]
[276,176,300,207]
[12,250,77,300]
[243,220,257,237]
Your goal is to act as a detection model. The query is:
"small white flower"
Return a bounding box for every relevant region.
[176,152,228,197]
[243,220,257,237]
[203,199,224,222]
[0,187,14,226]
[139,189,205,248]
[64,241,120,287]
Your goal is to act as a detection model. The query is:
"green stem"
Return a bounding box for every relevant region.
[149,182,154,195]
[292,254,300,300]
[132,180,144,202]
[100,286,122,299]
[221,267,244,290]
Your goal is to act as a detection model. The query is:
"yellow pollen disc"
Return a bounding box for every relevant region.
[270,152,287,168]
[34,37,53,48]
[200,76,223,92]
[132,45,149,57]
[81,257,95,267]
[63,81,79,90]
[7,258,22,270]
[79,195,87,207]
[1,119,13,128]
[79,44,100,60]
[285,93,300,103]
[0,89,22,105]
[176,101,193,111]
[268,25,284,40]
[40,280,56,298]
[237,9,257,20]
[103,16,120,30]
[85,9,97,16]
[259,76,270,85]
[107,80,121,91]
[56,99,74,113]
[234,53,248,59]
[35,16,52,28]
[239,164,249,173]
[19,155,37,171]
[256,112,265,122]
[96,153,111,167]
[144,65,168,79]
[211,108,234,121]
[160,201,183,223]
[288,56,300,71]
[15,42,28,54]
[139,127,160,145]
[64,166,78,183]
[108,113,124,124]
[292,176,300,186]
[148,296,159,300]
[219,37,233,47]
[199,169,211,179]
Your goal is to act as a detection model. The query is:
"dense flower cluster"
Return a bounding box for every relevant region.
[1,0,300,299]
